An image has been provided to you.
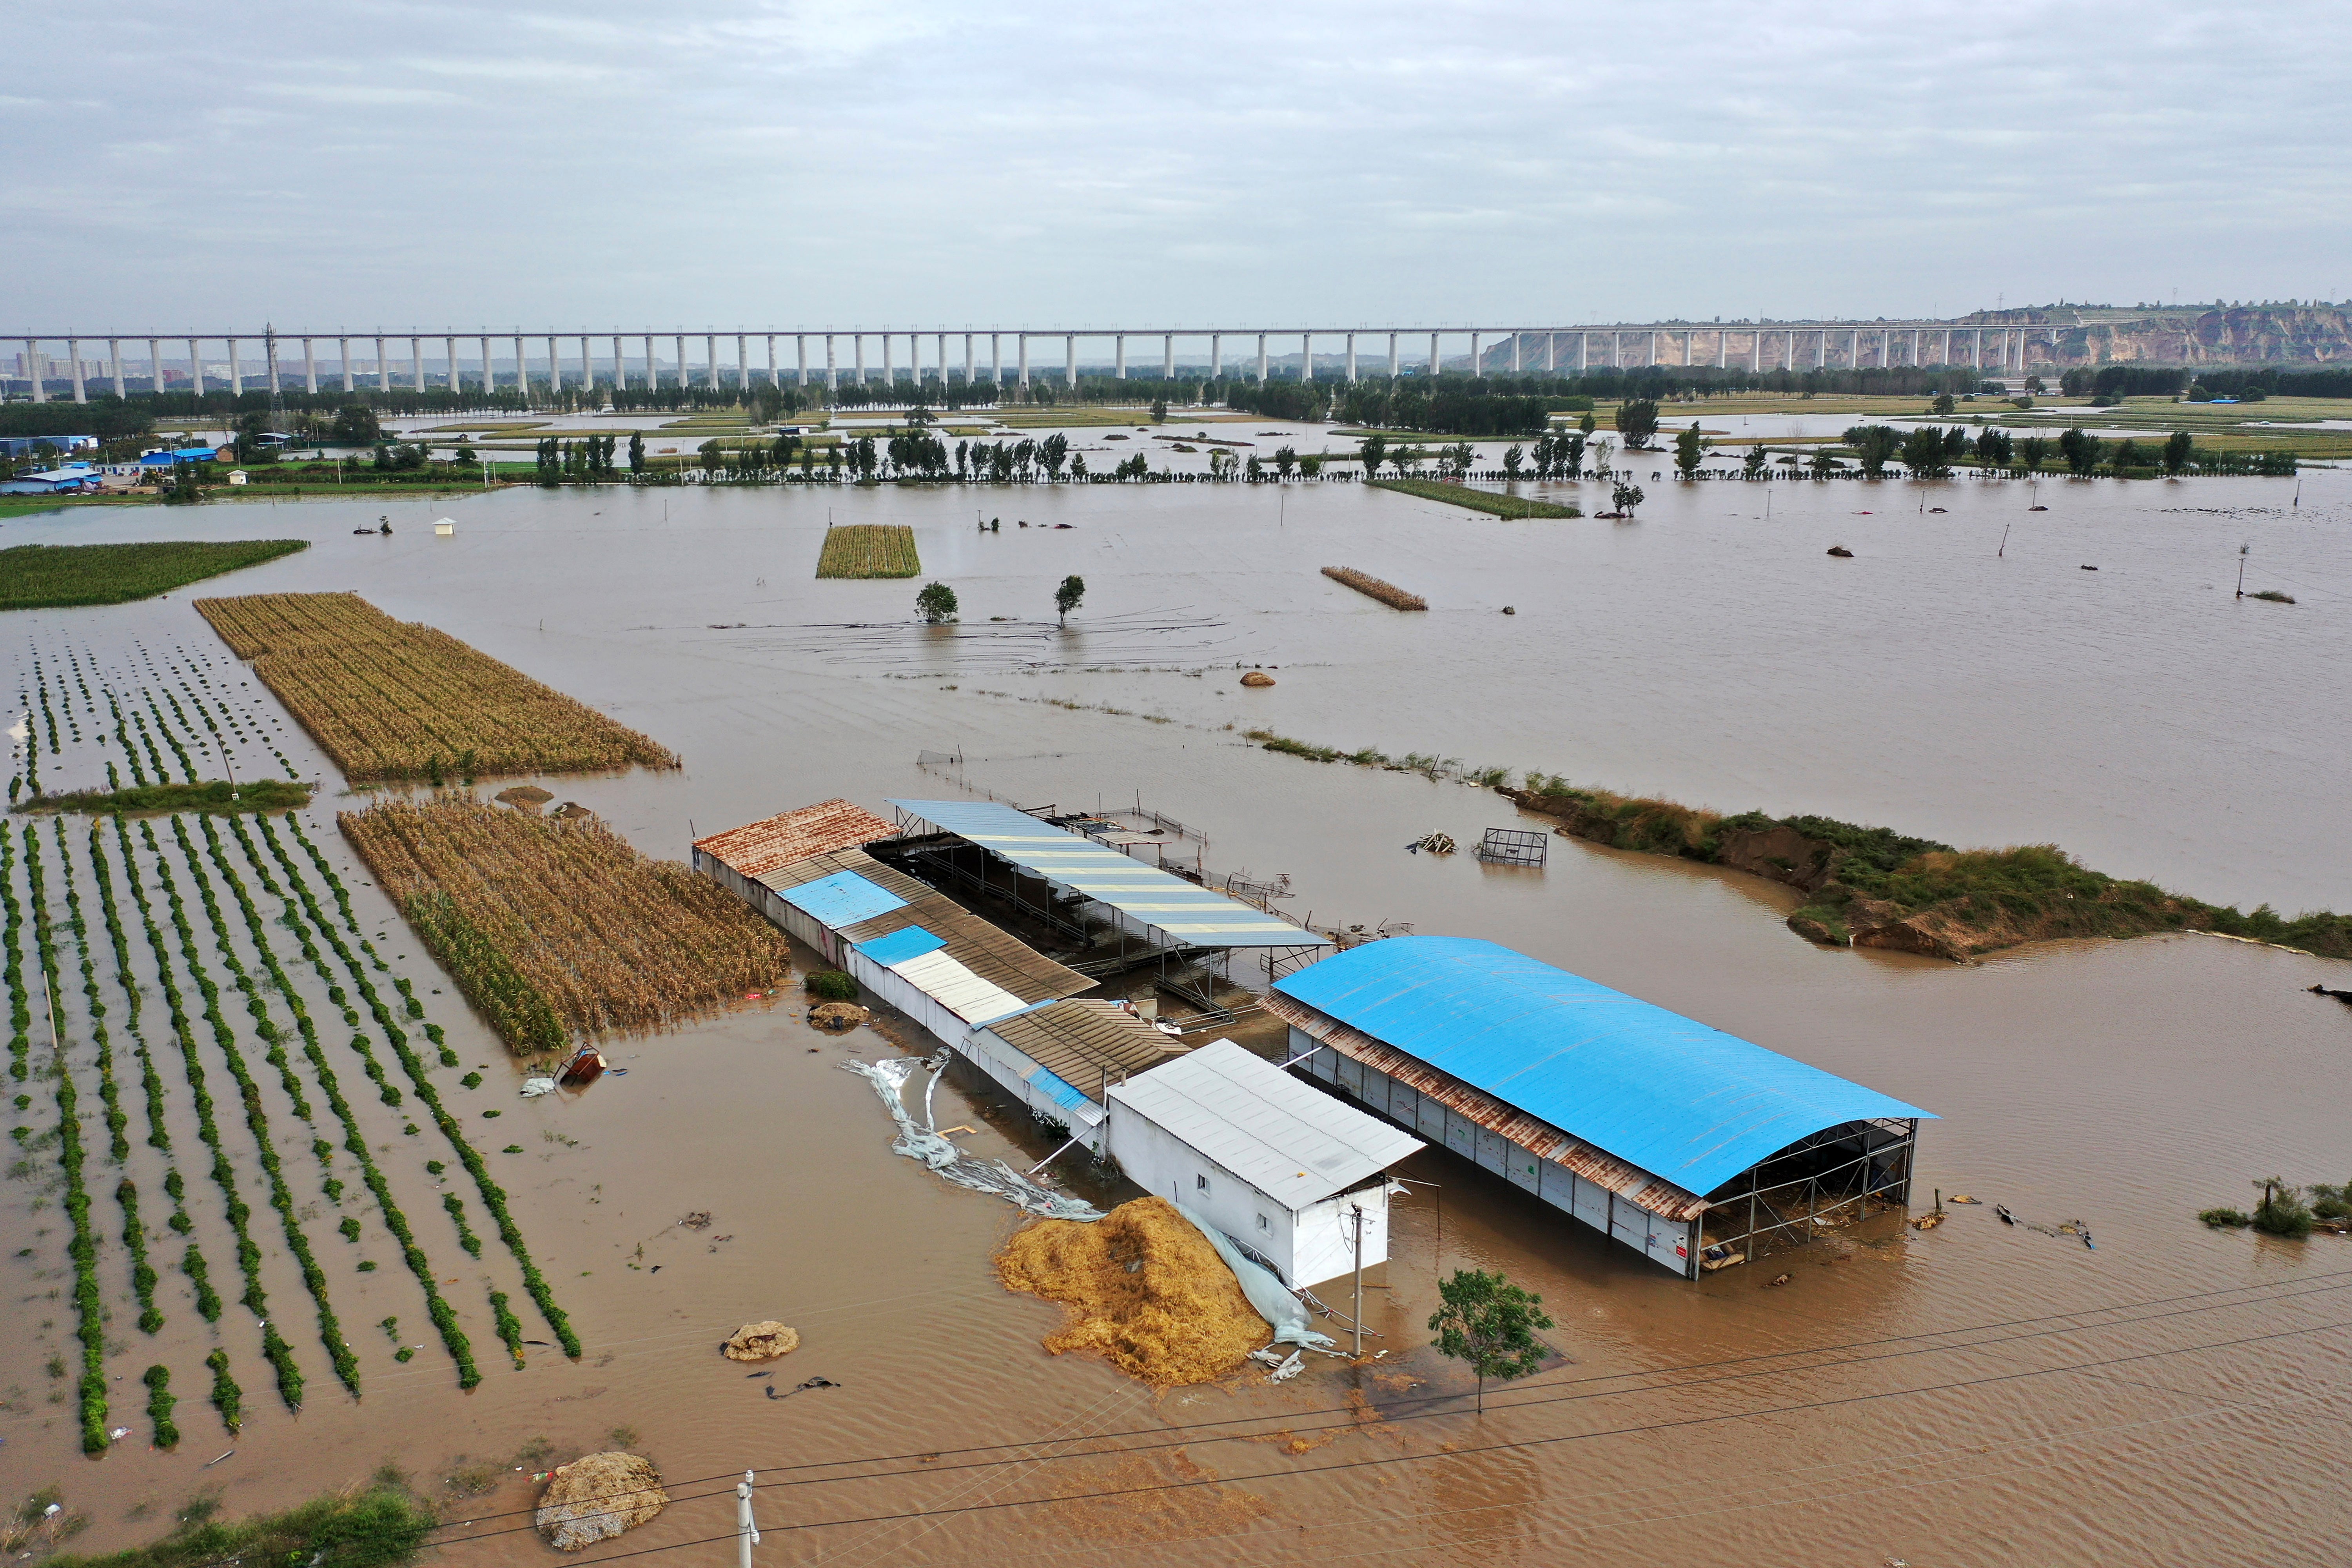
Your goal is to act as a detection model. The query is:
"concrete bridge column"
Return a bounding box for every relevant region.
[1300,332,1312,381]
[670,334,684,389]
[1577,332,1587,373]
[441,336,455,391]
[1258,333,1269,383]
[614,336,627,390]
[825,334,838,390]
[1715,328,1725,369]
[1387,332,1398,377]
[735,333,748,392]
[1879,328,1889,367]
[853,333,866,385]
[406,337,420,393]
[938,333,949,386]
[1163,333,1173,380]
[148,338,162,395]
[338,338,351,393]
[1345,333,1356,382]
[1648,329,1658,366]
[110,339,125,399]
[225,337,241,394]
[1973,328,1983,368]
[511,335,524,396]
[1545,332,1558,373]
[1910,328,1920,367]
[1429,331,1441,376]
[264,334,280,399]
[1210,333,1221,379]
[1016,334,1027,388]
[24,339,42,402]
[1940,328,1951,365]
[1065,334,1076,389]
[882,332,893,387]
[543,336,558,393]
[1114,333,1125,379]
[1469,330,1480,376]
[989,333,1000,387]
[705,334,719,392]
[640,334,655,390]
[67,338,86,403]
[1510,333,1521,374]
[964,333,975,386]
[189,337,205,396]
[797,334,809,388]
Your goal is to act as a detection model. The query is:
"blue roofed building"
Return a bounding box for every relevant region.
[1267,935,1932,1278]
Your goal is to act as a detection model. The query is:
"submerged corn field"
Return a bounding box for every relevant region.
[815,523,922,579]
[338,798,791,1055]
[1,631,579,1462]
[193,592,680,782]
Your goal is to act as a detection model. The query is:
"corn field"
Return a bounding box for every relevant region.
[815,524,921,579]
[339,799,790,1054]
[194,593,680,782]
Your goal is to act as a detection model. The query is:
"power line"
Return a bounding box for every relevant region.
[421,1316,2349,1563]
[417,1265,2352,1532]
[424,1278,2352,1550]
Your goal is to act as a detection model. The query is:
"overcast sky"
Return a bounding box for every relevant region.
[8,1,2348,333]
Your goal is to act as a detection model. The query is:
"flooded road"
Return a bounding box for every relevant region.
[2,462,2348,1566]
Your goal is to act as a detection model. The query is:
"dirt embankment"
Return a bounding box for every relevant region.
[1500,787,2347,963]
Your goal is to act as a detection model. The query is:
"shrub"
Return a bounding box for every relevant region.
[805,970,858,1001]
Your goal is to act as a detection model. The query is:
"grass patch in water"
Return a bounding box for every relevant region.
[18,780,313,816]
[0,541,309,611]
[1365,477,1582,518]
[45,1484,436,1568]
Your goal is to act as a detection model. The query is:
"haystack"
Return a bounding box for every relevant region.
[996,1196,1266,1386]
[722,1321,800,1361]
[494,784,554,809]
[1239,671,1276,688]
[809,1002,869,1031]
[535,1452,667,1552]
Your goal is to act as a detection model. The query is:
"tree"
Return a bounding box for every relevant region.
[1610,481,1645,517]
[2018,435,2051,472]
[1359,433,1387,477]
[1150,397,1168,423]
[1577,411,1597,436]
[1054,574,1085,623]
[1614,399,1660,449]
[915,581,958,622]
[1673,423,1704,477]
[1040,432,1069,478]
[1501,443,1524,479]
[1563,432,1587,474]
[1847,425,1900,477]
[2058,426,2099,474]
[330,404,381,445]
[1743,444,1768,479]
[1900,426,1949,478]
[1931,392,1956,416]
[1428,1269,1552,1414]
[1272,446,1298,478]
[2163,430,2193,474]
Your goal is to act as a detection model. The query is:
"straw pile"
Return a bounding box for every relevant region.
[535,1452,668,1552]
[1321,566,1427,611]
[996,1197,1265,1386]
[722,1322,800,1361]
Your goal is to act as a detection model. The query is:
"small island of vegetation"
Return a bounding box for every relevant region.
[0,540,309,611]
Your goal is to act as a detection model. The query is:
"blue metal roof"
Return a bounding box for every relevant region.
[779,869,906,930]
[1273,936,1932,1197]
[886,799,1329,950]
[855,925,947,967]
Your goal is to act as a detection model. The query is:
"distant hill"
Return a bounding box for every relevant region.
[1971,304,2351,366]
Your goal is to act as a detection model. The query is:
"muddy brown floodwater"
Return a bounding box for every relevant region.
[2,457,2348,1567]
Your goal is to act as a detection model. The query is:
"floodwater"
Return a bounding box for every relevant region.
[2,461,2349,1567]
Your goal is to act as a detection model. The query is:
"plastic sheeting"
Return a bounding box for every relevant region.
[841,1055,1102,1222]
[1172,1200,1334,1351]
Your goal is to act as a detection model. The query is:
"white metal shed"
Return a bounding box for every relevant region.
[1106,1040,1423,1288]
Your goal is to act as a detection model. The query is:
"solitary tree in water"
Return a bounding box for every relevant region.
[1054,575,1085,624]
[1429,1269,1553,1414]
[1614,399,1660,450]
[1611,481,1646,518]
[1674,423,1706,477]
[915,581,958,623]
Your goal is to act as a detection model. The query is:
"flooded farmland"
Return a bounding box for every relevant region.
[2,453,2348,1566]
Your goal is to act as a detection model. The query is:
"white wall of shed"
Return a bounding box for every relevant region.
[1107,1097,1300,1282]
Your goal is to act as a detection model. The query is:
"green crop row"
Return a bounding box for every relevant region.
[205,1347,241,1434]
[116,1178,163,1332]
[4,825,29,1083]
[175,818,358,1397]
[22,828,110,1454]
[131,820,303,1405]
[264,815,581,1356]
[487,1289,525,1368]
[108,695,152,788]
[48,825,131,1161]
[82,827,174,1153]
[218,817,480,1389]
[143,1363,179,1450]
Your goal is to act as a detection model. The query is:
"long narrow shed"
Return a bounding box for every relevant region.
[1269,936,1932,1277]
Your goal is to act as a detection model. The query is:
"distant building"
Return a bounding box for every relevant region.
[0,435,95,458]
[1,465,104,495]
[138,446,223,468]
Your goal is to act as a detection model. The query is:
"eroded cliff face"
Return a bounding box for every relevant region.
[1981,306,2349,366]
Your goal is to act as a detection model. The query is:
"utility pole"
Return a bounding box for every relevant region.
[1350,1203,1365,1357]
[2237,542,2249,599]
[736,1470,759,1566]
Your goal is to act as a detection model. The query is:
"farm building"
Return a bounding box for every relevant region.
[1107,1038,1423,1288]
[964,997,1187,1151]
[1267,936,1931,1278]
[1,464,102,495]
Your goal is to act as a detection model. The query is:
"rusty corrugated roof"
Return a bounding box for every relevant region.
[1264,990,1707,1222]
[982,998,1187,1094]
[694,799,896,880]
